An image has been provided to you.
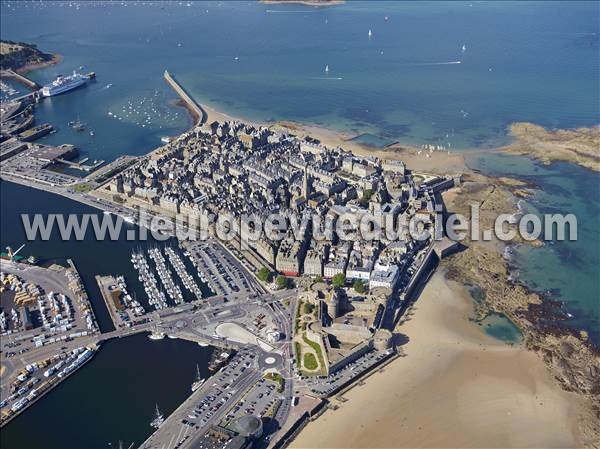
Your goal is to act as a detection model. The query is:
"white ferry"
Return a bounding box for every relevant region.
[41,72,88,97]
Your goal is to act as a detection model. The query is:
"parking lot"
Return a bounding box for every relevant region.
[302,349,394,397]
[186,241,257,297]
[143,349,266,448]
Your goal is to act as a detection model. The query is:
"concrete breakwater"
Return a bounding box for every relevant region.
[163,70,207,125]
[0,69,39,90]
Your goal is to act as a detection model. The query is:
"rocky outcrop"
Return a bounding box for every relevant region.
[441,173,600,445]
[502,122,600,172]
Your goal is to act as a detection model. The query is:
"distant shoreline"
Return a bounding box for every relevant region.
[1,39,62,75]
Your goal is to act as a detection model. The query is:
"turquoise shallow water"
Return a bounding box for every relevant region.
[467,153,600,344]
[0,1,597,334]
[479,313,523,345]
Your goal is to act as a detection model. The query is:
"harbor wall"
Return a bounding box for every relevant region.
[0,69,40,90]
[163,70,206,125]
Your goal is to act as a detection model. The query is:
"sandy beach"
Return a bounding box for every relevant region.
[291,272,586,449]
[202,102,468,175]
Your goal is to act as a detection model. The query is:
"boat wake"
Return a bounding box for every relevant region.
[309,76,343,80]
[407,61,462,66]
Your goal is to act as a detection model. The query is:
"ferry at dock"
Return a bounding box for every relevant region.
[41,72,88,97]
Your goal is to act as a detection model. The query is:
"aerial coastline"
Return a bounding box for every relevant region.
[1,3,599,444]
[177,76,600,446]
[292,272,591,449]
[3,53,599,445]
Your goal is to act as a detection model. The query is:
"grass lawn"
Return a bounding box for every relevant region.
[302,333,325,369]
[303,353,318,370]
[73,183,93,193]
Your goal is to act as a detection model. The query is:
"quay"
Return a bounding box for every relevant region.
[56,157,105,172]
[95,275,122,330]
[0,69,40,90]
[163,70,207,125]
[0,343,99,428]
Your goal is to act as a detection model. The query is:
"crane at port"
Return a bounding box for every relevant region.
[5,244,25,261]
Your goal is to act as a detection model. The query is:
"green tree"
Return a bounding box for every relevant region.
[359,189,374,206]
[276,275,289,289]
[314,275,323,283]
[353,279,367,293]
[332,273,346,288]
[257,267,271,282]
[303,303,315,314]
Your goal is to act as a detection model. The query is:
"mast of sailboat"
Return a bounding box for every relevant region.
[196,363,201,382]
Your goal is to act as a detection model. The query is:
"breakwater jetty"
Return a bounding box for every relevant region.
[0,69,40,90]
[163,70,207,125]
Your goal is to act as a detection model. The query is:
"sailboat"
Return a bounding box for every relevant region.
[150,404,164,429]
[324,64,329,73]
[461,44,467,53]
[191,364,205,392]
[368,29,372,38]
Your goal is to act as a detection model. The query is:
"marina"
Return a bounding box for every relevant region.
[147,247,183,305]
[165,246,203,301]
[130,250,169,311]
[96,275,147,330]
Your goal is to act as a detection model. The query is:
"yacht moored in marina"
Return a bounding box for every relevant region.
[150,404,164,429]
[148,331,165,340]
[191,364,205,392]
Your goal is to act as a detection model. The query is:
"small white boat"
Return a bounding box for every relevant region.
[150,404,164,429]
[191,365,205,392]
[325,64,329,73]
[368,29,372,38]
[462,44,467,53]
[148,331,165,340]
